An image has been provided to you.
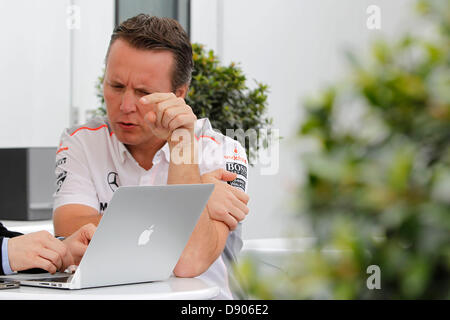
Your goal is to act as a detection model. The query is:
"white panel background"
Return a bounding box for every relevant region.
[0,0,424,240]
[0,0,71,147]
[191,0,421,239]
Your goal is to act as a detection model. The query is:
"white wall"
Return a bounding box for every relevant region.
[191,0,420,239]
[0,0,71,147]
[0,0,114,147]
[71,0,115,125]
[1,0,423,240]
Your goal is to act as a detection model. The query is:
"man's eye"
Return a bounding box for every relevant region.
[108,82,124,90]
[136,89,150,96]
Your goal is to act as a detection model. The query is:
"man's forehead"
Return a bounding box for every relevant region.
[106,40,174,89]
[107,39,174,68]
[107,71,154,87]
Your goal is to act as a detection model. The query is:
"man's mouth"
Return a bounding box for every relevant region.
[118,122,137,129]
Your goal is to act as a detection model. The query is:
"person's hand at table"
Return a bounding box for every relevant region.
[61,223,96,270]
[201,169,250,231]
[8,231,68,274]
[7,223,96,274]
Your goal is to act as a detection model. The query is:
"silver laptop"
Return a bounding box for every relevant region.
[2,184,213,289]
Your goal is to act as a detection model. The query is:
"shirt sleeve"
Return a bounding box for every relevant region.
[1,238,14,275]
[53,129,100,212]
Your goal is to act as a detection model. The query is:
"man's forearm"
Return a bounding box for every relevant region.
[173,208,229,277]
[168,139,229,277]
[53,205,101,237]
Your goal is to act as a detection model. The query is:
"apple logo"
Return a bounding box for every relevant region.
[138,225,155,246]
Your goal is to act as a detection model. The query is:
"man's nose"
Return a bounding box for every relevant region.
[120,90,138,114]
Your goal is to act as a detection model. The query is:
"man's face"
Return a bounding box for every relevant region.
[103,39,180,147]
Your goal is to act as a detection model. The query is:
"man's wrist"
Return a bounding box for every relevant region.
[168,129,198,165]
[168,128,196,147]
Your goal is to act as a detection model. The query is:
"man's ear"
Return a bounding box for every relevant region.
[175,84,189,99]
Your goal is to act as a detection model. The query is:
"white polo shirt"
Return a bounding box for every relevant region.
[53,117,249,299]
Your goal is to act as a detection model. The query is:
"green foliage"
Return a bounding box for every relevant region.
[240,0,449,299]
[187,44,272,162]
[94,43,272,162]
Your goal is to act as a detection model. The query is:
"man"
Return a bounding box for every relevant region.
[53,15,249,299]
[0,222,95,275]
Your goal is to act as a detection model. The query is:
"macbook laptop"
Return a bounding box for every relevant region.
[0,184,213,289]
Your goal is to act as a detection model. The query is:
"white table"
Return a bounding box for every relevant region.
[2,219,54,235]
[1,220,220,300]
[0,276,219,300]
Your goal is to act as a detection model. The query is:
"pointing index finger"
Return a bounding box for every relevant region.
[140,92,176,104]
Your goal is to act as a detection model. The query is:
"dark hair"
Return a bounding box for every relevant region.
[106,14,193,91]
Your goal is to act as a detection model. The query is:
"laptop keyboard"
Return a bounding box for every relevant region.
[30,276,71,283]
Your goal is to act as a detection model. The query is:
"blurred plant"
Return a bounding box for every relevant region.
[93,43,272,163]
[235,0,449,299]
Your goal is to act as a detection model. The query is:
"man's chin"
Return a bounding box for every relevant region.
[113,126,161,149]
[114,130,141,146]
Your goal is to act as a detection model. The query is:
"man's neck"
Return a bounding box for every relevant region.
[126,137,167,171]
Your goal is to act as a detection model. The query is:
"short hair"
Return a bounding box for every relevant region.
[106,14,193,91]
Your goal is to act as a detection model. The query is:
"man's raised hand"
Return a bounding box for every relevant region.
[140,92,197,142]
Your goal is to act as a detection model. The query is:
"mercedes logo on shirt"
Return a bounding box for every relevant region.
[107,172,119,192]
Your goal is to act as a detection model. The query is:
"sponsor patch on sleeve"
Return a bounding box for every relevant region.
[225,161,248,192]
[56,170,67,193]
[55,157,67,168]
[226,162,247,179]
[227,177,246,192]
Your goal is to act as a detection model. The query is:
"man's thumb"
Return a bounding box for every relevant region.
[145,111,157,124]
[218,169,237,181]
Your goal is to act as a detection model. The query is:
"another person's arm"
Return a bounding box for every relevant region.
[6,231,66,274]
[5,223,95,274]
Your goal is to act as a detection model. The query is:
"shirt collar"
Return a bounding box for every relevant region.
[115,118,209,164]
[117,141,128,164]
[117,140,170,164]
[159,142,171,162]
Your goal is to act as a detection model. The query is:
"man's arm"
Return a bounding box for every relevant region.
[52,127,103,237]
[167,134,250,277]
[142,92,250,277]
[166,147,230,277]
[53,204,100,237]
[141,92,233,277]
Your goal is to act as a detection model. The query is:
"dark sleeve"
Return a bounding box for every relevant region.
[0,223,23,275]
[0,223,22,238]
[0,236,4,275]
